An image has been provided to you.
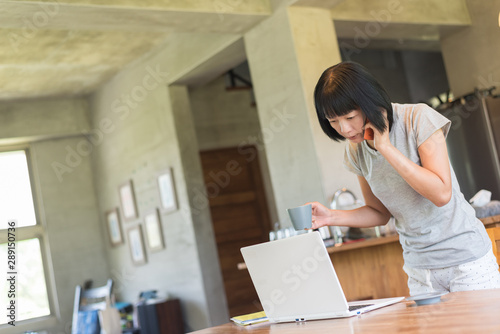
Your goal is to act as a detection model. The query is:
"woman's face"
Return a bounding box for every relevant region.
[326,109,366,143]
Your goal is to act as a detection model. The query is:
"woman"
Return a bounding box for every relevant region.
[310,61,500,295]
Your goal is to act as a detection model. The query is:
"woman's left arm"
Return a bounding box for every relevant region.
[376,129,452,207]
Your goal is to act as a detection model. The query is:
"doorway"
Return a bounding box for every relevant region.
[200,145,271,317]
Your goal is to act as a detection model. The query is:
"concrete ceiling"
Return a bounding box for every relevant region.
[329,0,471,51]
[0,0,271,101]
[0,0,470,101]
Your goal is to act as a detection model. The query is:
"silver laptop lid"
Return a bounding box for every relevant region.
[241,231,350,322]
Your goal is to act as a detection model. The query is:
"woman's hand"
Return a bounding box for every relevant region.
[307,191,391,230]
[365,110,391,151]
[307,202,333,229]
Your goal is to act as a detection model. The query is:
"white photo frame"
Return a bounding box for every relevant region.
[106,208,123,247]
[144,208,165,252]
[119,179,138,221]
[158,168,178,213]
[128,225,147,265]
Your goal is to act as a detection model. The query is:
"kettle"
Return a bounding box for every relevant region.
[330,188,381,241]
[330,188,364,243]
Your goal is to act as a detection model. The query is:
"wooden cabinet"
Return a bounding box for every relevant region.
[137,299,184,334]
[326,215,500,301]
[481,215,500,267]
[327,235,409,301]
[486,227,500,266]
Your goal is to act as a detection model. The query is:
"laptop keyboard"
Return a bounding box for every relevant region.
[349,304,374,312]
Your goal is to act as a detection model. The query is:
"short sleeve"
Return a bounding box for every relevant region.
[343,142,363,176]
[410,104,451,147]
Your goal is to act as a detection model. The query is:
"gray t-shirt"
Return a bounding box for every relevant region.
[344,103,491,269]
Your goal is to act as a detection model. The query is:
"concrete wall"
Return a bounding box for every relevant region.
[245,7,337,225]
[441,0,500,97]
[89,43,228,331]
[0,99,108,334]
[0,99,89,145]
[244,6,367,219]
[189,76,260,151]
[288,6,361,204]
[189,75,279,224]
[331,0,470,25]
[32,137,109,333]
[168,85,229,327]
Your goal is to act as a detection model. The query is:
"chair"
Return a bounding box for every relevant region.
[486,227,500,267]
[71,279,114,334]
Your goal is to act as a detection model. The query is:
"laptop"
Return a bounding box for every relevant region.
[240,231,404,323]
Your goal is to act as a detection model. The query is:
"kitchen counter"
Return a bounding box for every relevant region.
[327,234,399,253]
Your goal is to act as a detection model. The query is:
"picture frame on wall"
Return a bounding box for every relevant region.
[144,208,165,252]
[106,208,123,247]
[119,179,138,221]
[157,168,178,213]
[127,225,147,265]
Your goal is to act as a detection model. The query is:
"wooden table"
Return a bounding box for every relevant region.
[190,289,500,333]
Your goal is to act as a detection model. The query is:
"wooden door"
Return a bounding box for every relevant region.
[200,146,271,317]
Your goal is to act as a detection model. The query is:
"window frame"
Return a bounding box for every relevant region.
[0,146,59,332]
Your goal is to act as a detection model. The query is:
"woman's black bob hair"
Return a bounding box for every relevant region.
[314,61,393,142]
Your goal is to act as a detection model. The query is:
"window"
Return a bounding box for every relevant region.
[0,150,51,327]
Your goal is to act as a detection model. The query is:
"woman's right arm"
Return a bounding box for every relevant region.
[309,176,391,229]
